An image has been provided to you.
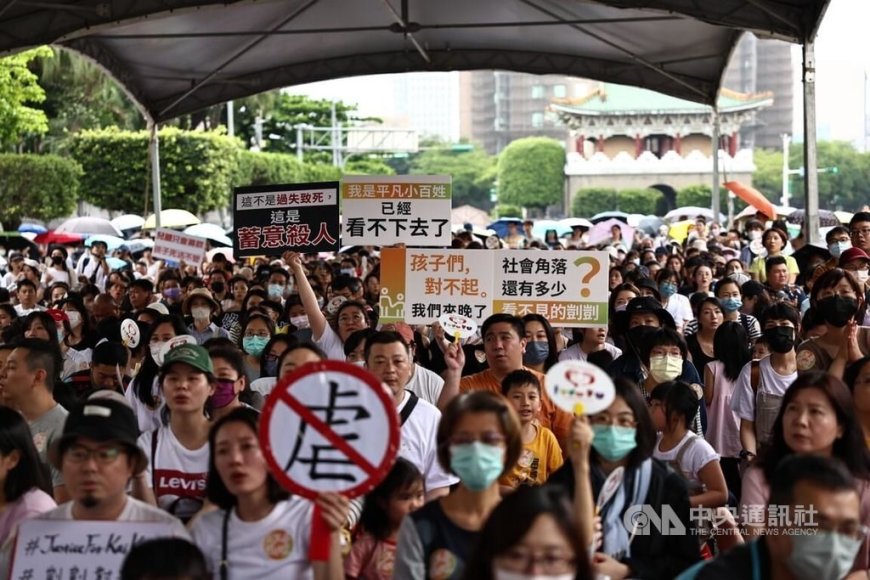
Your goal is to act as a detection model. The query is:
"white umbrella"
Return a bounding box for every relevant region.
[559,217,593,229]
[184,223,232,247]
[111,214,146,232]
[56,217,123,237]
[663,207,721,223]
[143,209,200,230]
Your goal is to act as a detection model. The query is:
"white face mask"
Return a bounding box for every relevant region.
[290,315,310,329]
[749,230,762,241]
[65,310,82,329]
[191,306,211,321]
[150,341,166,366]
[855,269,869,284]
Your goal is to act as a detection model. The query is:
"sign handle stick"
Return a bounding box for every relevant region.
[309,503,331,561]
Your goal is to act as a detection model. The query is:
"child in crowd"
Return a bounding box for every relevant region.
[345,458,425,580]
[498,369,563,491]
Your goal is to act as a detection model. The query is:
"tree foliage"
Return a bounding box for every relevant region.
[617,188,662,214]
[497,137,564,211]
[409,144,496,210]
[68,127,241,214]
[0,154,81,228]
[0,47,53,150]
[494,204,522,218]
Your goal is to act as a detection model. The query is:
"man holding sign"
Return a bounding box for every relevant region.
[444,314,573,448]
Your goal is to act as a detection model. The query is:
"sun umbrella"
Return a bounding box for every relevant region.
[125,239,155,255]
[17,223,46,234]
[588,218,635,246]
[207,247,235,263]
[85,235,126,251]
[590,211,629,224]
[559,217,594,230]
[734,204,796,223]
[532,220,572,239]
[33,231,86,245]
[111,214,146,233]
[487,218,524,239]
[142,209,201,230]
[55,216,123,237]
[106,257,130,270]
[724,181,775,220]
[667,219,695,243]
[451,205,491,228]
[635,215,665,235]
[786,209,840,227]
[663,206,722,224]
[184,223,232,247]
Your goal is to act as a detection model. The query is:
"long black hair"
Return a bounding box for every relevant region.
[521,313,560,371]
[713,321,750,382]
[131,314,188,407]
[359,457,423,541]
[590,377,656,470]
[0,406,52,501]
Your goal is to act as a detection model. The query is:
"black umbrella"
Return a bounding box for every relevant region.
[787,209,840,227]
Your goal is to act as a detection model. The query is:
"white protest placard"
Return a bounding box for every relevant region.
[493,250,610,327]
[11,519,180,580]
[546,360,615,415]
[152,228,207,264]
[378,247,493,325]
[341,175,452,246]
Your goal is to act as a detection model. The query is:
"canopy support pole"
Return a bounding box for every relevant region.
[711,108,720,224]
[149,121,162,230]
[802,41,819,244]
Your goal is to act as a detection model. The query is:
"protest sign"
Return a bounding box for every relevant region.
[341,175,451,246]
[493,250,609,326]
[11,519,180,580]
[233,182,340,257]
[151,229,206,264]
[378,247,493,324]
[546,360,616,416]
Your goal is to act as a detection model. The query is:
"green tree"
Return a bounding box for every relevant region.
[0,154,81,228]
[497,137,564,212]
[618,188,661,214]
[0,47,53,151]
[494,204,522,218]
[751,148,783,201]
[344,157,396,176]
[572,188,617,217]
[410,144,497,210]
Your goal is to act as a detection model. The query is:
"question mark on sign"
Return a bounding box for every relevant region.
[573,256,601,298]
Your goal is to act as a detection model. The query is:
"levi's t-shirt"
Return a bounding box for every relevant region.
[138,424,208,521]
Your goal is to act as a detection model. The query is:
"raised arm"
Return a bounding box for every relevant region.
[287,252,328,341]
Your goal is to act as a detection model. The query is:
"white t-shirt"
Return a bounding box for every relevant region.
[138,424,209,521]
[397,391,459,493]
[558,342,622,362]
[126,376,164,433]
[653,431,719,488]
[405,364,444,406]
[14,304,44,317]
[730,356,797,422]
[191,498,315,580]
[314,325,345,361]
[664,292,694,331]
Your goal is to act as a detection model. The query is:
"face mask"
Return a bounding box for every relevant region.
[449,442,505,491]
[720,297,742,313]
[262,359,279,377]
[290,315,310,330]
[749,230,762,241]
[191,306,211,321]
[649,354,682,383]
[210,379,238,408]
[626,325,658,352]
[786,530,862,580]
[163,287,181,300]
[210,281,225,294]
[591,425,637,461]
[242,336,269,356]
[522,341,549,365]
[267,284,285,299]
[150,341,167,366]
[352,359,366,367]
[827,240,852,258]
[66,311,82,328]
[816,295,859,327]
[659,282,677,299]
[763,326,795,353]
[494,571,575,580]
[340,268,355,277]
[614,303,628,312]
[51,256,63,266]
[856,269,870,284]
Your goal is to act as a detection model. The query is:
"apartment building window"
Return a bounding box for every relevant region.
[531,85,545,99]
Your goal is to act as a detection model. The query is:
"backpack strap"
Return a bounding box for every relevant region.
[675,434,699,469]
[150,430,158,488]
[399,390,419,426]
[750,360,760,394]
[220,508,231,580]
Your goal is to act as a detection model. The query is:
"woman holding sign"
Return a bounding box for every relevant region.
[191,407,349,580]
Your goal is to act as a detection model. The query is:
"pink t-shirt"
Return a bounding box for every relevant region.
[345,531,396,580]
[0,488,56,540]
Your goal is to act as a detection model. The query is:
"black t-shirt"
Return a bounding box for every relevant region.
[406,499,476,580]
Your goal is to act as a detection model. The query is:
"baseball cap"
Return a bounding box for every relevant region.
[50,398,146,473]
[380,322,414,345]
[161,343,214,375]
[839,247,870,267]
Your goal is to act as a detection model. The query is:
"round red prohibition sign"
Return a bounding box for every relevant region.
[259,360,400,500]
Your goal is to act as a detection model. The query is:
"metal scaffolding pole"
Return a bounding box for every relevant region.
[803,41,820,244]
[711,108,720,224]
[149,121,162,230]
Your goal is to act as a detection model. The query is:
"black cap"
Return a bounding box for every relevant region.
[634,277,661,301]
[741,280,766,298]
[614,296,676,333]
[51,398,146,473]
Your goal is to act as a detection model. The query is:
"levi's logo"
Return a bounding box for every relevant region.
[154,469,207,498]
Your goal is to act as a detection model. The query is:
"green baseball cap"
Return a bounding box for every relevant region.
[162,343,213,375]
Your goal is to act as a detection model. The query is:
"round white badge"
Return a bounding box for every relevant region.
[545,360,615,415]
[120,319,140,348]
[437,313,478,339]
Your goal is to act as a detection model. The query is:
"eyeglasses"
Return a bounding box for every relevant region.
[852,228,870,238]
[65,445,123,465]
[496,548,576,574]
[590,414,636,428]
[338,314,365,324]
[244,331,270,338]
[450,432,506,446]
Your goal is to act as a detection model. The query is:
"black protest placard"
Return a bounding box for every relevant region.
[233,182,340,257]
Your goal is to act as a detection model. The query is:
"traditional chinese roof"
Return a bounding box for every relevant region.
[551,83,773,117]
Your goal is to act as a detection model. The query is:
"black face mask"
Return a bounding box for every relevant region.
[763,326,795,353]
[816,295,858,328]
[210,281,226,294]
[51,256,63,266]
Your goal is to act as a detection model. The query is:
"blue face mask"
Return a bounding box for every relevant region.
[267,284,285,299]
[659,282,677,299]
[449,442,505,491]
[720,297,742,313]
[522,341,549,365]
[591,425,637,461]
[787,530,862,580]
[242,336,269,357]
